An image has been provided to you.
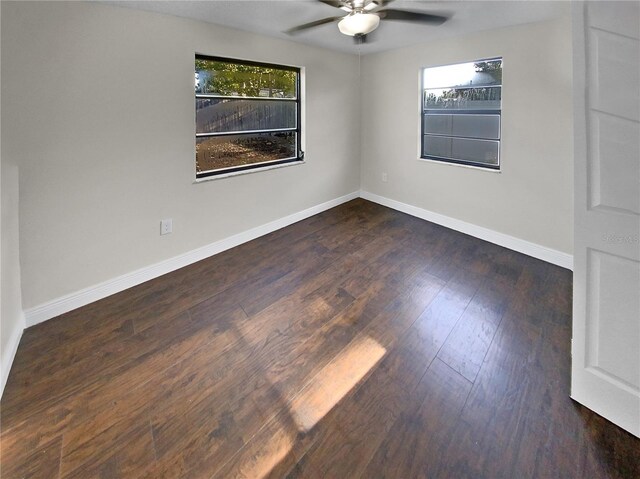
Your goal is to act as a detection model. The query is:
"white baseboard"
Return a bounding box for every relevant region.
[360,190,574,270]
[1,313,24,398]
[24,191,360,327]
[23,188,572,329]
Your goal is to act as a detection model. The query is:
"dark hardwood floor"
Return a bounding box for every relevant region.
[1,199,638,478]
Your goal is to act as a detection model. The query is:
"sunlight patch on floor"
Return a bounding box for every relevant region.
[288,336,387,432]
[232,424,294,479]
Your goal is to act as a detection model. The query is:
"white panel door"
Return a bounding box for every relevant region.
[572,1,640,437]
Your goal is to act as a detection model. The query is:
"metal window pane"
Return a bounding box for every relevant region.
[423,135,453,159]
[453,114,500,139]
[423,135,499,166]
[196,98,296,134]
[452,138,499,165]
[423,115,453,136]
[424,114,500,140]
[196,131,296,174]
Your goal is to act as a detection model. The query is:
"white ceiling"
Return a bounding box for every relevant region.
[111,0,567,54]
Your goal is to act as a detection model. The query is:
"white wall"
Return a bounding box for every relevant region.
[1,1,361,310]
[1,160,25,394]
[0,0,26,395]
[360,13,574,255]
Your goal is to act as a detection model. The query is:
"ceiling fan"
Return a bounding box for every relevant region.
[286,0,449,44]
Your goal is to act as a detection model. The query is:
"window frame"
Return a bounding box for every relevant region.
[420,57,503,171]
[195,54,303,180]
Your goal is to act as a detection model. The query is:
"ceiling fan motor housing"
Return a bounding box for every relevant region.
[338,12,381,36]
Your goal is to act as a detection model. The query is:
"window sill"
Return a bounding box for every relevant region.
[417,157,501,173]
[194,159,305,183]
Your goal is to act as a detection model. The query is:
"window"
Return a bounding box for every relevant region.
[421,58,502,169]
[195,55,302,179]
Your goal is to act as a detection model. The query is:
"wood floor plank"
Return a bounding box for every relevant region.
[1,307,247,460]
[59,417,155,478]
[142,251,404,476]
[0,436,62,479]
[221,239,431,428]
[410,267,484,357]
[2,199,638,479]
[287,272,446,478]
[130,230,417,476]
[246,253,429,426]
[212,407,317,479]
[436,274,514,381]
[579,409,640,479]
[238,212,411,318]
[361,358,473,478]
[439,286,586,478]
[59,316,251,478]
[4,310,206,425]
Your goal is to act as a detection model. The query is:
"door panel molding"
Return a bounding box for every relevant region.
[572,1,640,438]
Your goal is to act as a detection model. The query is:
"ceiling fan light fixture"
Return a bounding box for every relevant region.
[338,12,380,36]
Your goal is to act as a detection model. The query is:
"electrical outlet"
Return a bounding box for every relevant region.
[382,172,388,182]
[160,218,173,235]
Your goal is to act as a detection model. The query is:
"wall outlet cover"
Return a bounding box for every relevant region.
[161,219,173,235]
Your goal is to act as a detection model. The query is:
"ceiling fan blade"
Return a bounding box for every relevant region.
[317,0,348,9]
[377,9,448,25]
[369,0,395,8]
[286,16,343,34]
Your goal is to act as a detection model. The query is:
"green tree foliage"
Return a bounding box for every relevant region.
[195,59,297,97]
[474,60,502,84]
